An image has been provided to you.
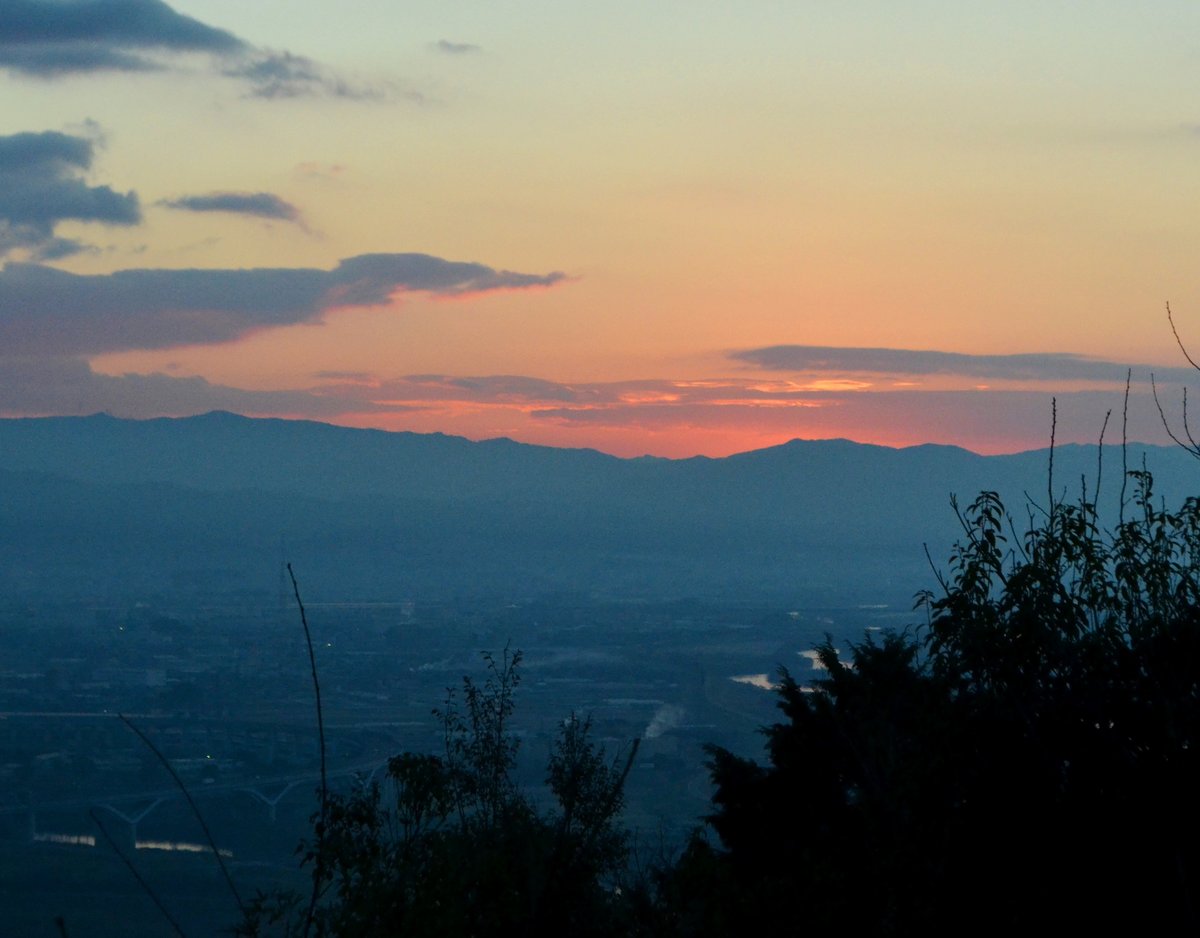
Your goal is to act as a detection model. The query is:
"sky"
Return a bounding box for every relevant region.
[2,1,1200,457]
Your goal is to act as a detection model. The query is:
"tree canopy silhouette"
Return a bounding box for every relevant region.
[662,471,1200,936]
[239,648,639,938]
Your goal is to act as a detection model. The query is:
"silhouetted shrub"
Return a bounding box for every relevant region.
[666,474,1200,936]
[238,648,638,937]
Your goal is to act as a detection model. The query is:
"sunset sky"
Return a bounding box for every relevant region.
[2,1,1200,457]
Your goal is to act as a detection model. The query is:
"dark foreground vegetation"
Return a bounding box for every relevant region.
[228,465,1199,936]
[238,648,639,937]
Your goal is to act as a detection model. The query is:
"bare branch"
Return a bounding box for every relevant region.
[1156,305,1200,462]
[90,809,188,938]
[1167,301,1200,372]
[1184,387,1199,451]
[119,714,245,917]
[1094,408,1111,518]
[922,542,950,594]
[1151,374,1200,460]
[1048,397,1057,512]
[1120,370,1130,526]
[288,563,328,938]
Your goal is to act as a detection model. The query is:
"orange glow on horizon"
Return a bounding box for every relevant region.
[307,407,1085,459]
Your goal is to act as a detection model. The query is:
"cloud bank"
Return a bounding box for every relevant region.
[0,129,140,259]
[0,244,567,428]
[0,253,566,355]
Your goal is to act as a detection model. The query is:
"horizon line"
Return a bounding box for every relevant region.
[0,409,1179,464]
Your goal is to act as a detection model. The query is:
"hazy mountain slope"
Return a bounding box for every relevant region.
[0,414,1194,604]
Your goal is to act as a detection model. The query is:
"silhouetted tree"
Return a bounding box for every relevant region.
[664,475,1200,936]
[238,648,639,937]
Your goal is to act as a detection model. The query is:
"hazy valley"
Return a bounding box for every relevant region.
[1,414,1196,934]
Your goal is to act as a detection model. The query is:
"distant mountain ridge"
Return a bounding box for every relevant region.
[0,413,1195,604]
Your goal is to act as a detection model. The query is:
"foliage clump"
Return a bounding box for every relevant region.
[239,648,638,937]
[661,474,1200,936]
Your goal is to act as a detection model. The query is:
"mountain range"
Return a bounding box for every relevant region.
[1,412,1195,605]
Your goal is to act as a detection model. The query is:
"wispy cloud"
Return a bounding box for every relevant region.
[731,344,1198,384]
[160,191,302,223]
[378,374,599,404]
[432,40,481,55]
[302,372,1173,455]
[521,388,1137,452]
[0,253,567,355]
[312,369,373,382]
[0,128,140,259]
[220,49,388,101]
[0,0,386,100]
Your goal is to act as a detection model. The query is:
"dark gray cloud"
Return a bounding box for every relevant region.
[0,42,162,75]
[161,191,301,222]
[0,129,140,259]
[0,356,388,419]
[0,1,382,99]
[433,40,480,55]
[0,253,566,355]
[0,0,243,76]
[328,254,565,302]
[731,344,1196,384]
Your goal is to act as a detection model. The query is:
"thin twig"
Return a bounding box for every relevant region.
[1156,305,1200,460]
[1094,408,1111,520]
[1167,301,1200,372]
[1007,511,1031,563]
[1151,375,1200,459]
[922,543,950,594]
[949,495,976,543]
[1176,386,1195,451]
[90,809,188,938]
[587,738,641,853]
[1022,489,1051,523]
[1048,398,1057,513]
[119,714,245,917]
[288,563,328,938]
[1120,370,1130,525]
